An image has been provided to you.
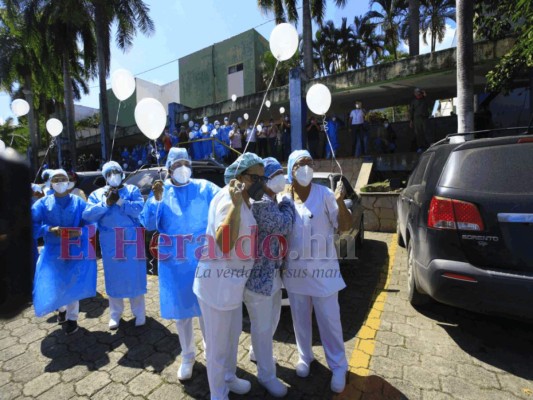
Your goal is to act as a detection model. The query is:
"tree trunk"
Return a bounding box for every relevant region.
[409,0,420,56]
[94,6,111,161]
[62,52,77,169]
[23,77,39,176]
[456,0,474,133]
[302,0,314,79]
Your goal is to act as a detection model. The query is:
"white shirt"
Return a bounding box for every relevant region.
[350,109,365,125]
[246,128,257,143]
[281,184,346,297]
[193,187,257,310]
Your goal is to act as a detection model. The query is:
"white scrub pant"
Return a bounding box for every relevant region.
[244,288,281,382]
[198,298,242,400]
[108,295,145,321]
[287,292,348,372]
[175,316,205,364]
[58,301,79,321]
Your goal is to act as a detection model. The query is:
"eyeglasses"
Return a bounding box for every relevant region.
[294,159,315,169]
[242,173,268,183]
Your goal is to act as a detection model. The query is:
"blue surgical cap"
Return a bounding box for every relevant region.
[49,169,68,180]
[101,161,123,178]
[166,147,191,169]
[224,152,264,184]
[287,150,312,183]
[263,157,283,178]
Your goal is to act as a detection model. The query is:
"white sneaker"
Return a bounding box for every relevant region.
[177,360,194,381]
[330,369,346,393]
[227,377,251,395]
[295,359,311,378]
[135,316,145,327]
[259,378,288,398]
[109,318,119,330]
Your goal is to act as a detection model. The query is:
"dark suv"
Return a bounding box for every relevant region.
[397,133,533,319]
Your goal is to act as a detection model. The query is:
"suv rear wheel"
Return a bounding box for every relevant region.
[407,240,430,306]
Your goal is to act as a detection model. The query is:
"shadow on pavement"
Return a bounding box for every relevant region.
[415,303,533,382]
[336,372,407,400]
[242,238,390,349]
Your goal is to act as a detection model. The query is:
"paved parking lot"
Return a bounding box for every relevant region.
[1,232,532,399]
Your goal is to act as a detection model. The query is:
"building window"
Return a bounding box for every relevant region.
[228,63,244,74]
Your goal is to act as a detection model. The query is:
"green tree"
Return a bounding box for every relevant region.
[257,0,347,79]
[352,14,384,68]
[91,0,154,159]
[420,0,455,53]
[366,0,407,60]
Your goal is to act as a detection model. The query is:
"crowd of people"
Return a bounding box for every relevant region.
[30,148,351,399]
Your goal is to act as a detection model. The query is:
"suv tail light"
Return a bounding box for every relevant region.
[428,196,484,231]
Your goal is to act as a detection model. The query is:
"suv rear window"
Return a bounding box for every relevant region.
[439,143,533,194]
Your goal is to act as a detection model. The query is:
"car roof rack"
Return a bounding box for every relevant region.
[429,126,530,148]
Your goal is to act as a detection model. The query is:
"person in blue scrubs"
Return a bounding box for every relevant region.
[140,147,220,381]
[83,161,147,330]
[190,123,203,161]
[31,169,97,335]
[325,116,340,160]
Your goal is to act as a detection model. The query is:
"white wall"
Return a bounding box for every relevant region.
[135,78,180,112]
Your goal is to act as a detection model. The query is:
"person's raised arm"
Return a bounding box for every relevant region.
[215,180,243,253]
[335,181,352,232]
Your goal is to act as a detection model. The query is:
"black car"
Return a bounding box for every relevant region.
[397,133,533,319]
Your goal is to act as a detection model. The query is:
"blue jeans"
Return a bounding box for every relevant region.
[351,124,368,157]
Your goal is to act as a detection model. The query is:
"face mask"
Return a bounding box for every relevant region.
[52,182,69,194]
[267,174,286,194]
[332,117,336,121]
[384,123,389,128]
[172,166,191,184]
[107,174,122,187]
[247,180,265,201]
[356,105,360,109]
[294,166,313,187]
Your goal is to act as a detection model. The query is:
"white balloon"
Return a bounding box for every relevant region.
[244,113,249,120]
[269,23,299,61]
[111,69,136,101]
[183,113,189,121]
[134,98,167,140]
[280,107,286,114]
[306,83,332,115]
[237,117,243,124]
[188,121,194,128]
[46,118,63,137]
[11,99,30,117]
[231,94,237,102]
[0,140,5,153]
[265,100,271,108]
[201,125,208,133]
[256,125,263,132]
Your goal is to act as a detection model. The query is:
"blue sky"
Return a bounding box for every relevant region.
[0,0,455,122]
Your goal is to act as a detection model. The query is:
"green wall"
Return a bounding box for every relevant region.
[179,29,268,108]
[107,88,137,127]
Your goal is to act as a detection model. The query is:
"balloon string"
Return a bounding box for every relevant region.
[153,139,163,233]
[233,59,280,178]
[34,138,55,183]
[110,101,121,161]
[322,117,343,178]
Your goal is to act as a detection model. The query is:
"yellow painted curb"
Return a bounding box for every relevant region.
[348,235,398,376]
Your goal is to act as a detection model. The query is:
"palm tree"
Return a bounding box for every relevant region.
[352,15,384,68]
[336,17,356,72]
[456,0,474,132]
[257,0,347,79]
[314,20,338,75]
[366,0,407,60]
[408,0,420,55]
[26,0,97,170]
[420,0,455,52]
[90,0,154,160]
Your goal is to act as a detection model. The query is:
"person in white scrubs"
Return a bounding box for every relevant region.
[244,157,294,398]
[193,152,264,400]
[281,149,352,394]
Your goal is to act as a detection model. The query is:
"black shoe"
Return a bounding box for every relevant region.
[65,320,78,335]
[57,311,67,325]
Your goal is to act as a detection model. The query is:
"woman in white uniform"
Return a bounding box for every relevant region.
[281,150,352,393]
[193,153,264,400]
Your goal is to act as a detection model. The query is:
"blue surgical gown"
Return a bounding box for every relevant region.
[82,184,147,298]
[139,178,220,320]
[326,120,340,159]
[191,131,203,160]
[31,194,97,317]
